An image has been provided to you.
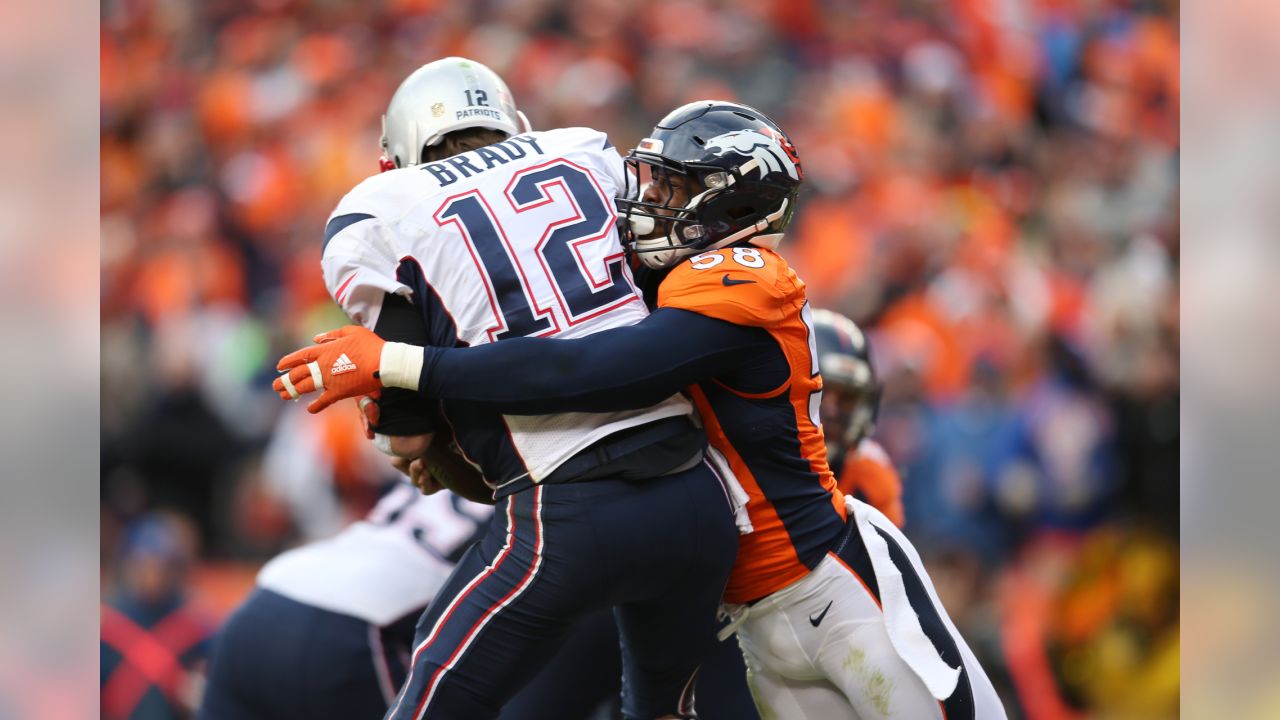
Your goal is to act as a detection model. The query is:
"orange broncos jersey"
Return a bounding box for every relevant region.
[658,246,847,604]
[837,438,906,528]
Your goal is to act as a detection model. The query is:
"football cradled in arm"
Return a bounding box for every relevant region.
[390,425,494,505]
[418,423,494,505]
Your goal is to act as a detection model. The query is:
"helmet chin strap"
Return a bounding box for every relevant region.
[702,197,790,251]
[630,194,791,269]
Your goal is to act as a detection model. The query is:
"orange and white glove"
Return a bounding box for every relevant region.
[272,325,424,413]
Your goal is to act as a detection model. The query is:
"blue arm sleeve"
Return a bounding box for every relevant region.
[417,307,775,414]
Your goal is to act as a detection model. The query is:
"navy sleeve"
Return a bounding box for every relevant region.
[373,293,438,435]
[416,307,776,414]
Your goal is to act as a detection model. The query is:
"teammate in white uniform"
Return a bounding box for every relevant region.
[200,483,492,719]
[274,58,740,720]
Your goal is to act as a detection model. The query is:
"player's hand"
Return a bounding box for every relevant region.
[357,393,381,440]
[391,456,446,495]
[274,326,386,413]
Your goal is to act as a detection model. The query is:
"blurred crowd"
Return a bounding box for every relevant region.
[101,0,1178,717]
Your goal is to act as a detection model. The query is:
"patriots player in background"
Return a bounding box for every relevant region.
[275,58,739,720]
[280,101,1007,718]
[199,480,492,719]
[201,459,622,720]
[812,309,906,528]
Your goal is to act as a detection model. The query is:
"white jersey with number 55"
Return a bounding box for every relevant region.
[321,127,691,489]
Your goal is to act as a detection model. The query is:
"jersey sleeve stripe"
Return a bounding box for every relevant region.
[324,213,376,251]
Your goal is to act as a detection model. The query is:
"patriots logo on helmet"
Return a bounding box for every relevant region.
[704,129,802,181]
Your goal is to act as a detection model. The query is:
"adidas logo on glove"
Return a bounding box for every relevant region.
[331,353,357,375]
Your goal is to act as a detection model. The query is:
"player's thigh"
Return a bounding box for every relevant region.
[815,618,948,720]
[744,659,855,720]
[497,607,621,720]
[693,634,759,720]
[600,466,738,719]
[389,488,593,720]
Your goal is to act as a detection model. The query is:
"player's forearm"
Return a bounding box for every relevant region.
[408,308,768,414]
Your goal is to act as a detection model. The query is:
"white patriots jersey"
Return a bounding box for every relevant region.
[321,127,692,487]
[256,483,492,626]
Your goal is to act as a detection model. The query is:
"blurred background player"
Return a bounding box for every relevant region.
[282,100,1007,719]
[101,513,215,720]
[199,481,491,719]
[812,308,905,528]
[276,58,739,720]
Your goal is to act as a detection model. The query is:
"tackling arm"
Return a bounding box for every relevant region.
[275,308,774,414]
[417,308,773,414]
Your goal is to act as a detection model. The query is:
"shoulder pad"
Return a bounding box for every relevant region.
[657,247,802,327]
[537,126,614,153]
[527,127,624,195]
[332,168,434,221]
[320,209,409,329]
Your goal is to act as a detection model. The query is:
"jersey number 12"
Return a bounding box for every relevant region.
[435,161,634,341]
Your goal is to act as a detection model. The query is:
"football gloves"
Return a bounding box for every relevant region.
[273,325,423,413]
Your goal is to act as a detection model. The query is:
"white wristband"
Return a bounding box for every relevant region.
[379,342,424,391]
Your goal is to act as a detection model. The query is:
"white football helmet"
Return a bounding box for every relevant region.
[380,57,532,170]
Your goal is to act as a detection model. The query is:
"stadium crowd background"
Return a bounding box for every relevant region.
[100,0,1179,717]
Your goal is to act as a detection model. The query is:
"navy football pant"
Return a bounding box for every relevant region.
[495,607,762,720]
[200,588,411,720]
[497,607,620,720]
[385,461,738,720]
[694,629,759,720]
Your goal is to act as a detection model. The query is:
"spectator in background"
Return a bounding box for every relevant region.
[101,513,215,720]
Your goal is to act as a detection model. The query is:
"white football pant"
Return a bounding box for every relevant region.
[724,500,1007,719]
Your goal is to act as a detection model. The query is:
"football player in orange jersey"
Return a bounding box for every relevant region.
[811,308,907,528]
[277,101,1005,719]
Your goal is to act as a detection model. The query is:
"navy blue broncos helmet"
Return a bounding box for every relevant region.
[812,309,882,450]
[618,101,804,269]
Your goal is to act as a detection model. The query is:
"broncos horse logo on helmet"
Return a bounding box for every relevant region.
[618,101,804,269]
[704,129,802,181]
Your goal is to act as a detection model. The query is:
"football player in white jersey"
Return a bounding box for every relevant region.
[200,482,492,719]
[274,58,740,720]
